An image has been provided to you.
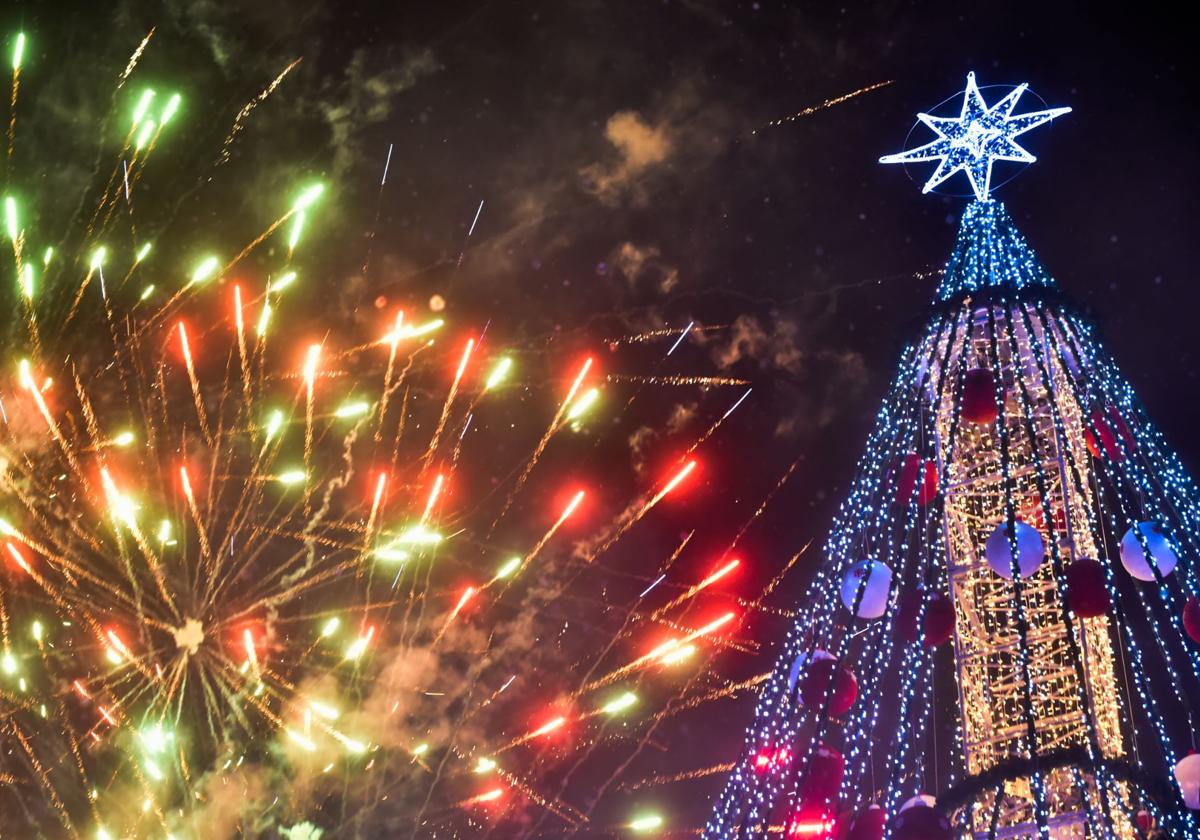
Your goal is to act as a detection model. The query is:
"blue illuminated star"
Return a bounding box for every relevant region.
[880,72,1071,201]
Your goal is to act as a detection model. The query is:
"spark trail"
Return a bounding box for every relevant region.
[753,79,894,133]
[217,58,302,167]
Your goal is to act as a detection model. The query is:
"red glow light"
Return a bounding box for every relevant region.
[448,586,477,623]
[557,489,586,523]
[5,542,32,573]
[564,357,594,400]
[178,464,204,501]
[530,716,566,738]
[471,787,504,806]
[454,338,476,381]
[752,746,794,773]
[661,460,697,495]
[232,284,245,336]
[371,472,388,507]
[788,815,835,836]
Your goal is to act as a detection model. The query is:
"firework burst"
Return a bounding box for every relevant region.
[0,29,796,840]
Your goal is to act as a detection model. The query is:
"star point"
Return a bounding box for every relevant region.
[880,73,1070,201]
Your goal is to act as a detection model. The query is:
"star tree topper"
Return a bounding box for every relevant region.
[880,72,1071,201]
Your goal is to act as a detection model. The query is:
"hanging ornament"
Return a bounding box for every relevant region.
[1174,752,1200,809]
[916,460,939,505]
[894,587,924,643]
[842,804,886,840]
[923,593,955,647]
[1135,810,1154,835]
[892,801,952,840]
[799,743,845,805]
[1183,596,1200,644]
[840,560,893,620]
[1066,558,1110,617]
[1106,404,1136,445]
[960,368,1000,424]
[899,794,936,813]
[788,651,812,697]
[893,453,938,508]
[1119,521,1178,582]
[801,655,858,716]
[1085,410,1124,461]
[985,520,1045,579]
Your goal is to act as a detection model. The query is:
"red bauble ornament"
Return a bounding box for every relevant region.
[802,657,858,716]
[1136,809,1154,834]
[1107,405,1136,445]
[799,743,845,805]
[960,368,1000,424]
[1086,411,1124,461]
[891,803,952,840]
[1066,558,1110,618]
[1184,596,1200,644]
[923,593,955,648]
[894,454,938,508]
[840,804,885,840]
[899,795,936,812]
[894,587,924,643]
[917,461,939,505]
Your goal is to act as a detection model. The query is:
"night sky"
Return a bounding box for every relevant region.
[6,1,1200,836]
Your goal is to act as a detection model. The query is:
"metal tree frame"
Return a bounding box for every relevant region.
[931,300,1132,838]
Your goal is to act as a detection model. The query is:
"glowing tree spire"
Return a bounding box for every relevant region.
[705,75,1199,840]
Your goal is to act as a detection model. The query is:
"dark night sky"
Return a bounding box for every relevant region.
[6,1,1200,835]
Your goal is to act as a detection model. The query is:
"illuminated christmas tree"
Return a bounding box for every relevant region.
[704,74,1200,840]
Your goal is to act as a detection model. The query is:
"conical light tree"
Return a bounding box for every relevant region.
[704,74,1200,840]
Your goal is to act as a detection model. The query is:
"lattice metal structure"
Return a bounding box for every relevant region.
[931,299,1132,837]
[702,78,1200,840]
